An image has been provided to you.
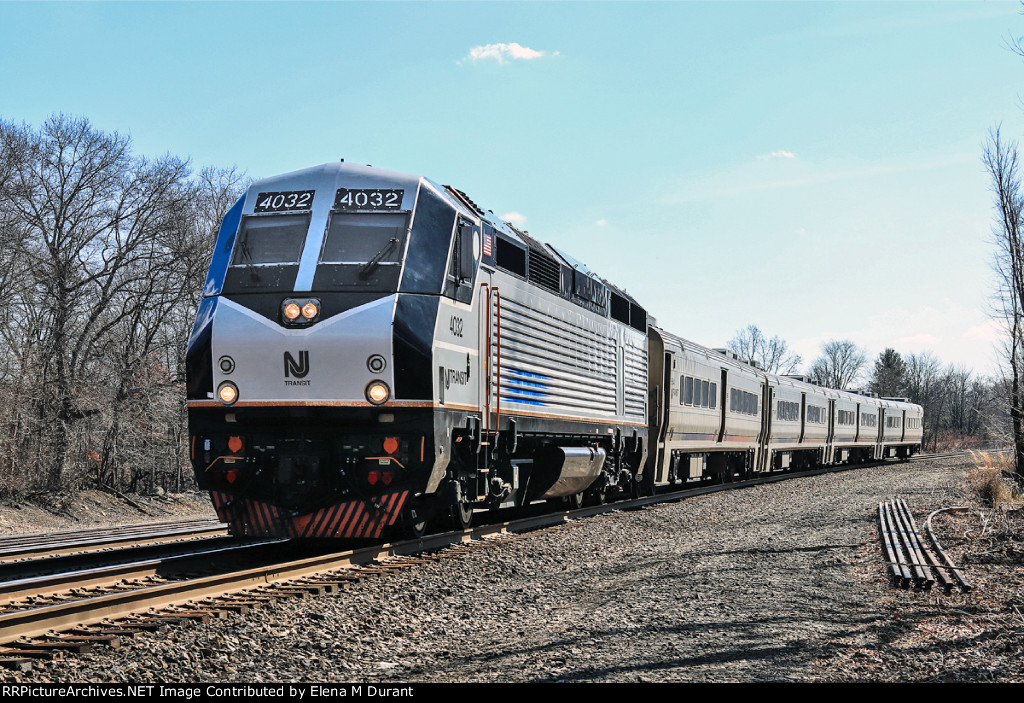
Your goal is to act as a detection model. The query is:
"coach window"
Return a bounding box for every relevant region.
[710,382,717,409]
[701,380,710,408]
[684,377,694,405]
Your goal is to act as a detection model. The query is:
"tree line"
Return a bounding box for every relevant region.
[0,113,1006,495]
[727,325,1000,452]
[0,115,248,495]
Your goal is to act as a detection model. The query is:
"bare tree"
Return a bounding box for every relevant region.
[726,324,802,374]
[807,339,867,390]
[983,126,1024,475]
[0,114,251,495]
[0,115,192,488]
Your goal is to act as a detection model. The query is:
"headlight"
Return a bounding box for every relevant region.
[218,356,235,374]
[281,298,320,325]
[365,380,390,405]
[218,382,239,405]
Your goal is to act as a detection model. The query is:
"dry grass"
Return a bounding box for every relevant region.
[967,451,1023,510]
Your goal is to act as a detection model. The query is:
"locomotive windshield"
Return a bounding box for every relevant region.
[231,214,309,265]
[319,212,408,264]
[223,213,310,293]
[312,212,410,291]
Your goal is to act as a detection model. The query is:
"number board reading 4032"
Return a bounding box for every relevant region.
[334,188,403,211]
[254,191,315,213]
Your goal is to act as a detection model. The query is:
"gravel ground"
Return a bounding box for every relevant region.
[3,456,1022,683]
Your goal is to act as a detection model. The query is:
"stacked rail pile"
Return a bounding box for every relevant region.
[877,498,971,594]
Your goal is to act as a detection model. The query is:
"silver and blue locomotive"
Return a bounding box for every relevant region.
[186,162,651,539]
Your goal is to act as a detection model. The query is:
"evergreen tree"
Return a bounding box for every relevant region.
[869,348,908,398]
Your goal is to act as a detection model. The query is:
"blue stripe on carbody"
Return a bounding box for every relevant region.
[506,368,549,382]
[502,384,547,398]
[503,377,548,390]
[502,395,547,406]
[201,195,246,298]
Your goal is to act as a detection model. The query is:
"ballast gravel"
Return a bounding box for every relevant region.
[5,456,1019,682]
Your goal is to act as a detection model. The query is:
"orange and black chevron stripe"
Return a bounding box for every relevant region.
[208,490,409,539]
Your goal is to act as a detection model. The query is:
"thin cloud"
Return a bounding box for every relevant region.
[596,219,607,226]
[502,211,526,226]
[756,150,797,161]
[460,43,555,65]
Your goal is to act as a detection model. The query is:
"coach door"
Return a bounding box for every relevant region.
[757,383,772,473]
[826,399,836,462]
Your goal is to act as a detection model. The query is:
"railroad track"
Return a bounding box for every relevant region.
[0,517,227,563]
[0,449,993,671]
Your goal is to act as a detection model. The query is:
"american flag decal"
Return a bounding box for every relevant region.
[483,232,492,257]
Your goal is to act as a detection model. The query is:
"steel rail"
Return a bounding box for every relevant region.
[0,517,222,547]
[924,507,974,592]
[0,540,283,605]
[0,536,240,584]
[0,450,992,644]
[0,519,226,561]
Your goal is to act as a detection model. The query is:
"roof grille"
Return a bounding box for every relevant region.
[528,248,561,294]
[443,185,485,217]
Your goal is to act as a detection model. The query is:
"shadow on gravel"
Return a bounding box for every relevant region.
[457,612,891,682]
[713,543,865,556]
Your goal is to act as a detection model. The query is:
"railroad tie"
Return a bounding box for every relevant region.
[0,648,61,660]
[893,498,934,590]
[878,502,907,587]
[879,501,912,587]
[878,499,937,590]
[0,658,32,672]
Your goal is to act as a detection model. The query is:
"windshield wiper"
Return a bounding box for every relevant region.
[237,237,261,283]
[359,238,398,279]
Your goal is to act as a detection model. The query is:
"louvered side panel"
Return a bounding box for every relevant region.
[496,297,617,417]
[623,342,647,421]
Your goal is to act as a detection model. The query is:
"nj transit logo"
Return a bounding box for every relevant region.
[284,351,310,379]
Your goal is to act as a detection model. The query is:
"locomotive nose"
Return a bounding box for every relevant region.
[209,294,395,407]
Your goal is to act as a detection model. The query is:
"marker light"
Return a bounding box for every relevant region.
[302,302,319,319]
[219,356,235,374]
[218,382,239,405]
[283,303,301,320]
[365,381,390,405]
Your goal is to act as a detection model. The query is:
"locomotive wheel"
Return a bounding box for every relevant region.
[567,492,584,510]
[451,500,474,530]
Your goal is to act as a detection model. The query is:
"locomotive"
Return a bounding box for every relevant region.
[185,162,923,539]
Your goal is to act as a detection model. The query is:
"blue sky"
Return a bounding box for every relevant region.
[2,1,1022,377]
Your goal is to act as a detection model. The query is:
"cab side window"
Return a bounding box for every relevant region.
[445,218,479,304]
